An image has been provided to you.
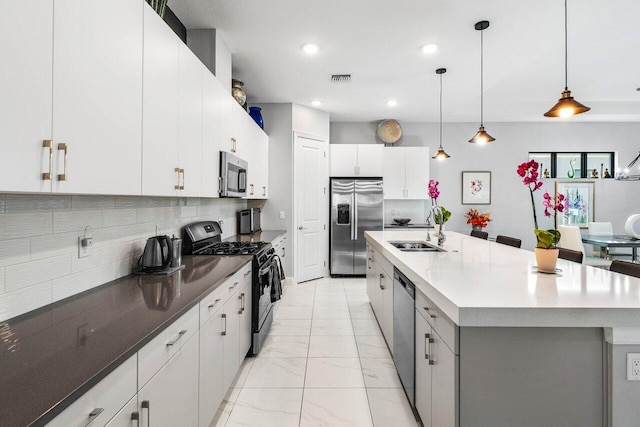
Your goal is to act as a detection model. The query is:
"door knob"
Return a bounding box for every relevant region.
[298,226,307,230]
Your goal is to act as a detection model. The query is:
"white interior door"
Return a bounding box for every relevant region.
[295,134,329,283]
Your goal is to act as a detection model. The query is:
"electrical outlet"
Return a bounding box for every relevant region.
[627,353,640,381]
[78,236,93,258]
[279,211,285,219]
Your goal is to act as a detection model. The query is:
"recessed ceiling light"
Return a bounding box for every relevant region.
[311,100,322,107]
[422,43,438,54]
[387,99,398,107]
[302,43,319,55]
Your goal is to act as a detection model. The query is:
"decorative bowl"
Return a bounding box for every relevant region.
[393,218,411,226]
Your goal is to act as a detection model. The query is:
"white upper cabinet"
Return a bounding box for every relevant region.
[244,121,269,199]
[177,43,203,197]
[383,147,430,199]
[330,144,383,177]
[0,1,53,193]
[201,71,225,198]
[52,0,143,195]
[142,5,180,196]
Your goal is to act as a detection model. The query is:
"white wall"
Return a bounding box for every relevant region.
[0,195,247,322]
[331,121,640,249]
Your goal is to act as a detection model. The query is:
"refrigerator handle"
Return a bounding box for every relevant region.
[353,192,358,241]
[350,193,356,240]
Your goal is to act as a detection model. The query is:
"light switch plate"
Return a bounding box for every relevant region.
[279,211,285,219]
[627,353,640,381]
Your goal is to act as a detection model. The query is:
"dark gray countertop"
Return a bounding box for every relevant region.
[223,230,287,244]
[0,255,251,427]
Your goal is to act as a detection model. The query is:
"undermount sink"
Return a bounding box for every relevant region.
[388,241,446,252]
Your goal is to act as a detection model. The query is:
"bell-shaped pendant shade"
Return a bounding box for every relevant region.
[432,146,451,160]
[468,126,495,144]
[544,89,591,118]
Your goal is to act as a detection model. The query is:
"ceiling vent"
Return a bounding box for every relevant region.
[330,74,351,83]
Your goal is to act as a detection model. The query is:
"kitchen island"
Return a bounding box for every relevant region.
[365,229,640,427]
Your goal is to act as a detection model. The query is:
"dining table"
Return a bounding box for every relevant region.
[581,234,640,262]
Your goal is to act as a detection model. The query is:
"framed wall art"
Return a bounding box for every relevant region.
[461,171,491,205]
[555,180,595,228]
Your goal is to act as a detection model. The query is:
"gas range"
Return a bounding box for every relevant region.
[193,241,269,256]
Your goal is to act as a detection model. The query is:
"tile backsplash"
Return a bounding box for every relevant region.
[384,200,430,224]
[0,194,247,322]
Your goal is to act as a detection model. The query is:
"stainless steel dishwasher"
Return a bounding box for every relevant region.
[393,267,415,406]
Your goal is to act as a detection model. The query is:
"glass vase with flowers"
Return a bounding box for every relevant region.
[516,160,565,272]
[465,209,491,231]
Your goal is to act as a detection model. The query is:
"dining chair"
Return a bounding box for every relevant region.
[495,235,522,248]
[558,225,611,268]
[558,248,584,264]
[609,260,640,279]
[470,230,488,240]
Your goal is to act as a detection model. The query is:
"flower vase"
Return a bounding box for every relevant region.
[434,224,444,235]
[248,106,264,129]
[534,248,559,273]
[472,225,482,231]
[231,79,247,106]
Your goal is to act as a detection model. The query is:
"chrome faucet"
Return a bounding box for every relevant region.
[431,205,446,246]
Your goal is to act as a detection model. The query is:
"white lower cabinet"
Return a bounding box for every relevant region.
[199,303,225,427]
[105,395,139,427]
[366,245,394,351]
[47,356,137,427]
[239,275,253,358]
[415,310,433,427]
[138,332,200,427]
[222,291,241,392]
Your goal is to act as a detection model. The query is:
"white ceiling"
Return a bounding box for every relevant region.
[168,0,640,123]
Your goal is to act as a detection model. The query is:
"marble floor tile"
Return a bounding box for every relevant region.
[274,306,313,320]
[346,293,370,304]
[211,386,241,427]
[355,335,392,358]
[311,319,354,336]
[348,304,375,319]
[312,277,344,286]
[308,335,359,358]
[314,287,345,296]
[305,357,364,388]
[278,295,315,307]
[313,295,349,307]
[259,335,310,358]
[269,319,312,336]
[360,357,403,388]
[300,388,373,427]
[243,357,307,388]
[231,357,255,389]
[366,388,419,427]
[312,305,351,319]
[226,388,303,427]
[352,319,383,336]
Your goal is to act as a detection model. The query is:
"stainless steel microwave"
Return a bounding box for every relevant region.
[219,151,248,197]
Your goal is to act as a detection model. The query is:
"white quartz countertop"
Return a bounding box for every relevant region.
[365,230,640,327]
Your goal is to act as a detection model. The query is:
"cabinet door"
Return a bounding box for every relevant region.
[201,71,224,198]
[239,277,253,358]
[199,307,225,427]
[431,330,458,427]
[52,0,143,195]
[415,311,433,427]
[0,0,53,193]
[141,5,180,196]
[382,147,406,199]
[139,333,199,427]
[357,145,384,177]
[222,293,241,392]
[330,144,358,177]
[231,103,251,160]
[178,44,203,197]
[366,246,377,303]
[379,270,394,350]
[105,395,138,427]
[405,147,430,200]
[252,129,269,199]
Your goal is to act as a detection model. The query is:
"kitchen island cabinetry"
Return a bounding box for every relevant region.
[365,243,394,351]
[365,230,640,427]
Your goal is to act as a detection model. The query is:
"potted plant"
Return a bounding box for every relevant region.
[517,160,565,272]
[465,209,491,231]
[428,179,451,235]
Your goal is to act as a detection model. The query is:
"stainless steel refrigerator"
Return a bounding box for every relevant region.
[330,178,383,276]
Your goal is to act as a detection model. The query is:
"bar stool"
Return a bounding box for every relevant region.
[495,235,522,248]
[470,230,488,240]
[558,248,583,264]
[609,260,640,279]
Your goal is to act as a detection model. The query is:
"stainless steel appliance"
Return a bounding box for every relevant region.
[139,235,173,272]
[182,221,275,355]
[239,208,261,235]
[393,267,416,406]
[219,151,248,197]
[330,178,383,275]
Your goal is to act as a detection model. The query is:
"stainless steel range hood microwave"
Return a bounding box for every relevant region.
[219,151,248,197]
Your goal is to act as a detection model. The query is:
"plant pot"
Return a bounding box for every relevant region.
[534,248,559,273]
[434,224,445,235]
[472,225,483,231]
[231,79,247,106]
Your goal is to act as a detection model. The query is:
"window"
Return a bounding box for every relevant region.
[528,152,615,179]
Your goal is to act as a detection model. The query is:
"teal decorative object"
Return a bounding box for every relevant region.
[567,158,576,178]
[146,0,168,18]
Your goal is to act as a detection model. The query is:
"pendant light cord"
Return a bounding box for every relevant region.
[480,27,484,126]
[439,72,443,148]
[564,0,568,90]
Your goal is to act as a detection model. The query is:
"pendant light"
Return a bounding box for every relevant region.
[544,0,590,117]
[469,20,495,144]
[433,68,451,160]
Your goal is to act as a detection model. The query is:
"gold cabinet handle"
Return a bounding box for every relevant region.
[57,143,68,181]
[42,140,53,180]
[175,167,181,190]
[180,168,185,190]
[231,138,236,153]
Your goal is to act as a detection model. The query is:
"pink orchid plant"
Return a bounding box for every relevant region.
[516,160,564,249]
[428,179,440,200]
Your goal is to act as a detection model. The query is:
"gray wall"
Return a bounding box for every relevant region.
[331,121,640,249]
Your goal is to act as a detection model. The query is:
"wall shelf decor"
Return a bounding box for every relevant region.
[462,171,491,205]
[528,152,615,179]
